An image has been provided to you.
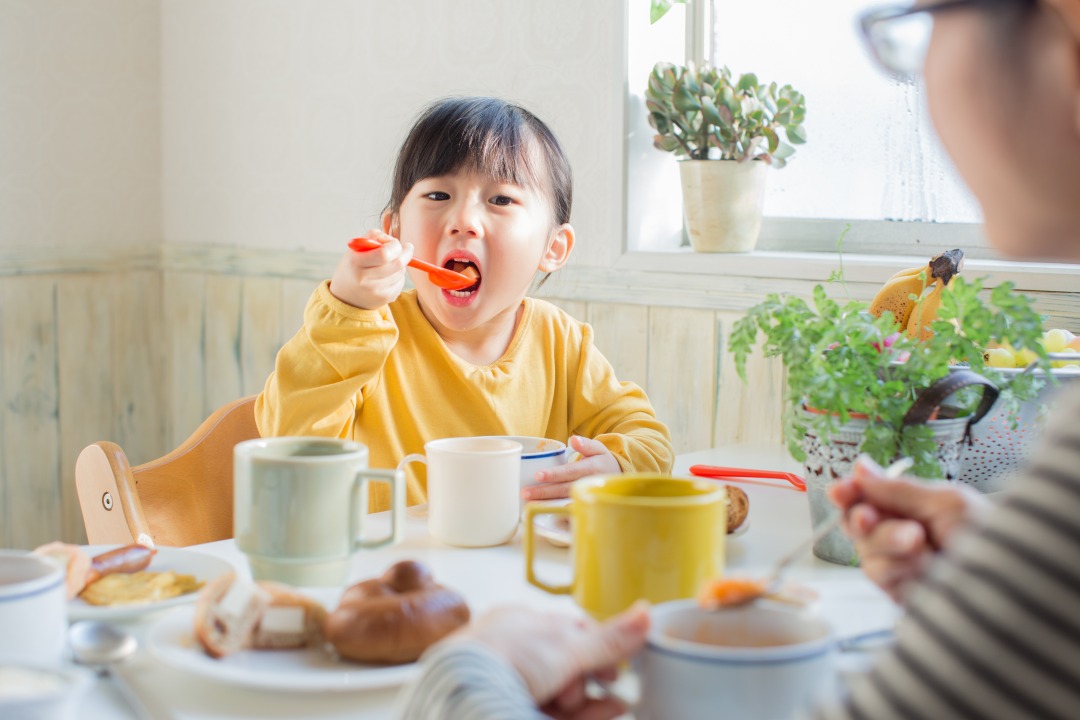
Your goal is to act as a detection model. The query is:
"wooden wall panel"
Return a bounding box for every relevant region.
[587,302,649,393]
[113,271,166,466]
[57,276,116,544]
[240,277,282,397]
[714,311,786,448]
[203,275,244,414]
[1,277,61,549]
[646,307,717,455]
[163,272,207,448]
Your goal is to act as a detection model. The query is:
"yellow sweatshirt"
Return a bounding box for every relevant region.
[256,282,674,511]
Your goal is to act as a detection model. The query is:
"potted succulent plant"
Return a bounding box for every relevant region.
[645,62,807,252]
[728,259,1050,564]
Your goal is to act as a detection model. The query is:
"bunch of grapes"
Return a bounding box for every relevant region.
[985,328,1080,369]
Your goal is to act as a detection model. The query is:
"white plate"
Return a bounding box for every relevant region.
[532,500,751,548]
[147,607,418,692]
[69,546,235,621]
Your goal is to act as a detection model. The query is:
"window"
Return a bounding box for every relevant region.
[626,0,988,256]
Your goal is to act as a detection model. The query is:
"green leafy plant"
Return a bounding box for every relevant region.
[729,278,1050,478]
[645,62,807,166]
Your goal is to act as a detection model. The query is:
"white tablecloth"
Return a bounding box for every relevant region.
[76,445,898,719]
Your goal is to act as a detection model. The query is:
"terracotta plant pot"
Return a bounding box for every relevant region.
[679,159,768,253]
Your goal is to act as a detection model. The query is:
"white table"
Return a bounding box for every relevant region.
[78,446,899,719]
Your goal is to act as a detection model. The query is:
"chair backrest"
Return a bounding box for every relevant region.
[75,396,260,547]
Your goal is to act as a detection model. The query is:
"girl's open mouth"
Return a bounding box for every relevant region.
[443,258,481,297]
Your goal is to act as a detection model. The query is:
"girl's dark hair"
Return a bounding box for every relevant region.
[387,97,572,226]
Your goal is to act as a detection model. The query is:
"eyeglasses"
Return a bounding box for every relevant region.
[858,0,1018,77]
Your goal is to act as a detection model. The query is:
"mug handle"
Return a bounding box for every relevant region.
[524,502,573,595]
[397,453,429,518]
[351,467,406,550]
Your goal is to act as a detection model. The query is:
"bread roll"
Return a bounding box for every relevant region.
[251,581,328,650]
[193,573,270,658]
[32,542,91,599]
[725,485,749,533]
[325,560,470,665]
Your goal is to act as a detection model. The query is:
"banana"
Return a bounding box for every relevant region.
[869,264,930,328]
[906,278,951,341]
[869,248,965,337]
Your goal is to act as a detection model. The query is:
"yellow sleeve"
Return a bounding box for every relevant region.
[255,281,397,439]
[568,324,675,474]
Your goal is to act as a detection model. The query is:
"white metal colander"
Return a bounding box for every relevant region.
[956,365,1080,492]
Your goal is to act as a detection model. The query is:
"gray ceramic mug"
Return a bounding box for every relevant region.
[234,437,405,586]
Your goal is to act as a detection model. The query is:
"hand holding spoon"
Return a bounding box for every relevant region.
[699,456,915,610]
[348,237,476,290]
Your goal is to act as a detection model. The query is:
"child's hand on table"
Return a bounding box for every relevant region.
[522,436,620,501]
[329,229,414,310]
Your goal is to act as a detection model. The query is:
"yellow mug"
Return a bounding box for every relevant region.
[524,474,726,620]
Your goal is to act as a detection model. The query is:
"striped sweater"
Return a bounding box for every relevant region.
[816,383,1080,720]
[397,385,1080,719]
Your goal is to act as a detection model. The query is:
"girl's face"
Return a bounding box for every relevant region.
[388,167,573,337]
[923,2,1080,260]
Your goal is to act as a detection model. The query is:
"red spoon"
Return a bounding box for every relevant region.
[348,237,476,291]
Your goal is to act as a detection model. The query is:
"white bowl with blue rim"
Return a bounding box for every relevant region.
[476,436,568,489]
[636,599,837,719]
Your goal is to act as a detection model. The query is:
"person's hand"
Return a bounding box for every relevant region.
[329,229,414,310]
[521,436,622,501]
[829,455,991,604]
[447,602,650,720]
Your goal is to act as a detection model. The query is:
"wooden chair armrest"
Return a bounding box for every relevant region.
[75,441,154,547]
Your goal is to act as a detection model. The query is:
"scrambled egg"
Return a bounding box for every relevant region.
[80,571,203,606]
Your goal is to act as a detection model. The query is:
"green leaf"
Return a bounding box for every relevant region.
[653,135,681,153]
[787,125,808,145]
[736,73,759,94]
[650,0,684,24]
[773,142,795,160]
[700,95,723,126]
[673,80,702,113]
[762,127,780,154]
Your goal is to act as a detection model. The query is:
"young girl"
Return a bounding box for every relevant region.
[256,96,673,511]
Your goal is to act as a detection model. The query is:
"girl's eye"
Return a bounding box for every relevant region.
[425,192,450,201]
[491,195,514,206]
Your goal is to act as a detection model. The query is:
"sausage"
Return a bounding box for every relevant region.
[85,544,156,585]
[325,560,470,665]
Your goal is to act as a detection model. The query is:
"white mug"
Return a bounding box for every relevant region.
[234,437,406,586]
[637,599,836,720]
[0,551,68,666]
[399,438,522,547]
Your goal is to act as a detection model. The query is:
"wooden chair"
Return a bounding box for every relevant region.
[75,396,259,547]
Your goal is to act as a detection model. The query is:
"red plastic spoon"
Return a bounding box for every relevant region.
[348,237,476,291]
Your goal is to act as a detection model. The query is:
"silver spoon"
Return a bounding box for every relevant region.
[69,621,163,720]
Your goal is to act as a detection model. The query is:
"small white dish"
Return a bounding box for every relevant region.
[69,546,234,621]
[147,607,418,692]
[533,499,751,548]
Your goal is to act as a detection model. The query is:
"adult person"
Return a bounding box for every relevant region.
[397,1,1080,717]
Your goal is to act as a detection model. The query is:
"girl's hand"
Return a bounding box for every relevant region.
[521,436,621,501]
[329,229,414,310]
[444,602,649,719]
[828,456,990,604]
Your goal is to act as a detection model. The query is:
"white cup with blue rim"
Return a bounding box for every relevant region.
[0,551,68,666]
[637,599,836,719]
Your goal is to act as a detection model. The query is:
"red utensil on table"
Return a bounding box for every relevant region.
[348,237,476,291]
[689,465,807,492]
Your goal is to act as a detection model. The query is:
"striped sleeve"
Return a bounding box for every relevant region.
[395,640,546,720]
[817,384,1080,720]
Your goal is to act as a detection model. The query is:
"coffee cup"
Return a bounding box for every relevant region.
[398,437,522,547]
[0,551,68,666]
[525,474,726,619]
[637,599,836,719]
[234,437,405,586]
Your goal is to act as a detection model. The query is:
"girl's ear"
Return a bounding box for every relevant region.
[538,224,575,272]
[381,211,399,237]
